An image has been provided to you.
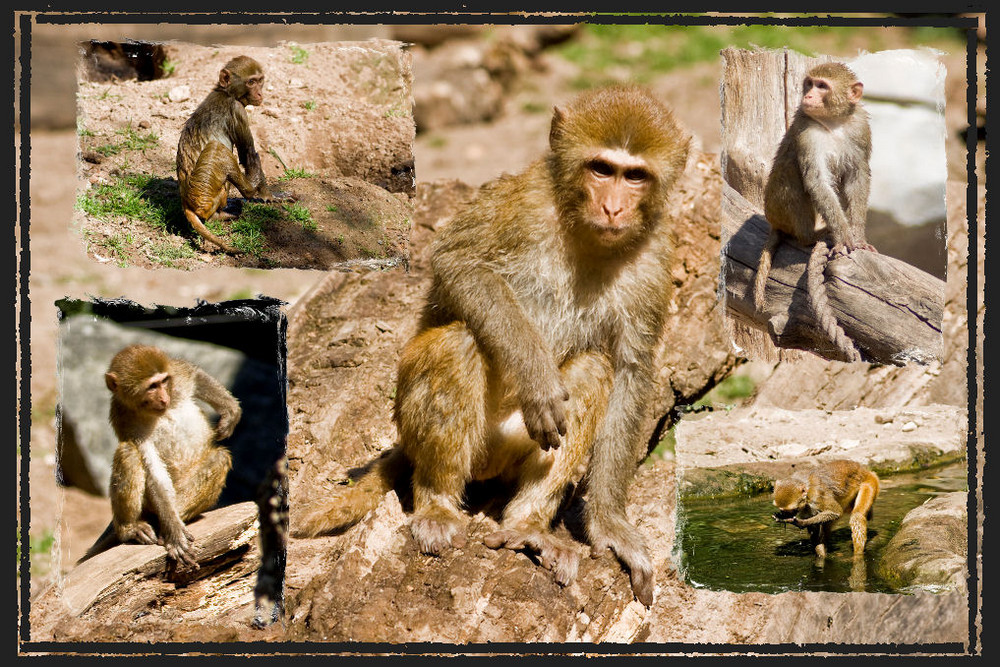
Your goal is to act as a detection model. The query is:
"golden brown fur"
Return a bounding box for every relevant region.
[293,86,690,606]
[82,345,240,566]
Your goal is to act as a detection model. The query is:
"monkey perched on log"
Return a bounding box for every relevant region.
[772,459,880,560]
[81,345,241,566]
[293,86,692,607]
[754,62,876,358]
[177,55,287,253]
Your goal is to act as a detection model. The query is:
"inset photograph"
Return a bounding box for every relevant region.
[32,298,289,635]
[674,405,968,595]
[75,40,414,270]
[719,47,947,364]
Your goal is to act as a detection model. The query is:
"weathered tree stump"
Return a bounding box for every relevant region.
[35,501,259,617]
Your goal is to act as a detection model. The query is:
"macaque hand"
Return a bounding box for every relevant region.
[519,375,570,451]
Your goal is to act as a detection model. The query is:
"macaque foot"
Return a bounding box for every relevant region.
[485,527,580,586]
[118,520,158,545]
[830,241,877,258]
[161,526,198,569]
[589,528,655,607]
[410,514,466,555]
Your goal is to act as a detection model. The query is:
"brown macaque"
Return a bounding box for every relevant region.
[81,345,240,566]
[293,86,691,607]
[176,55,286,253]
[754,62,875,311]
[772,459,880,560]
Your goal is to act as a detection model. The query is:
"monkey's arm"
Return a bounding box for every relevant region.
[136,438,198,567]
[584,324,661,606]
[797,145,852,245]
[233,106,270,196]
[110,443,157,545]
[181,361,242,441]
[430,216,568,450]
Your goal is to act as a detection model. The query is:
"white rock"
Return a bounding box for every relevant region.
[168,85,191,103]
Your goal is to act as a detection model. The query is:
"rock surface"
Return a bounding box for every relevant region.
[877,492,969,594]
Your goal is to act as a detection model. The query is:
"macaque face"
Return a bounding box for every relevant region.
[580,148,653,246]
[772,480,807,519]
[140,371,172,414]
[242,72,265,106]
[801,76,831,118]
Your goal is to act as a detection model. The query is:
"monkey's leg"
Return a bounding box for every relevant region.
[396,322,491,555]
[109,444,158,545]
[485,351,613,586]
[183,143,238,252]
[849,478,878,556]
[175,445,233,522]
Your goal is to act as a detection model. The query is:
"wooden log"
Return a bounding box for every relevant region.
[722,184,944,365]
[39,501,259,617]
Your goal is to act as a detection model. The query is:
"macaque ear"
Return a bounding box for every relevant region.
[549,106,568,148]
[218,68,232,88]
[105,372,118,393]
[849,81,864,104]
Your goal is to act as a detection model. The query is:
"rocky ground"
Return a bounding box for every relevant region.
[21,19,983,654]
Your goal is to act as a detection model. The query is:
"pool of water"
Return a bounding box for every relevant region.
[675,462,968,594]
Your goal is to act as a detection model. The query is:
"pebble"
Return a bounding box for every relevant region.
[168,85,191,103]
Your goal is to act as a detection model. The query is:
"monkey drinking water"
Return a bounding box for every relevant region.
[755,62,876,316]
[177,55,288,252]
[81,345,241,566]
[772,459,880,561]
[293,86,692,607]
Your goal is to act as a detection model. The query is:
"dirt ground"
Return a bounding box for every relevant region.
[21,19,982,652]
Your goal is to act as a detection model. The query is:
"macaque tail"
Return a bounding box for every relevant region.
[753,229,781,312]
[184,208,237,253]
[78,522,119,563]
[291,448,408,538]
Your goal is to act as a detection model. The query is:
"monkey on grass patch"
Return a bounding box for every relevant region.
[772,459,880,562]
[176,55,291,253]
[81,345,241,567]
[294,85,692,607]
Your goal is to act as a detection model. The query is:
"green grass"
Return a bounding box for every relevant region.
[161,59,176,77]
[290,45,310,65]
[302,100,317,111]
[227,202,283,256]
[92,124,159,157]
[694,373,756,410]
[76,173,177,228]
[279,167,317,181]
[284,203,316,231]
[149,239,197,267]
[556,23,962,88]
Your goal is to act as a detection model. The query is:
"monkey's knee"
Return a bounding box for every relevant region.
[177,447,232,521]
[396,323,490,469]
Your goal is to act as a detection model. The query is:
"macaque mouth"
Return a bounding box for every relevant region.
[772,509,796,522]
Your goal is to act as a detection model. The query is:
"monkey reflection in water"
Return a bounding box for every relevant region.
[294,85,693,607]
[772,459,880,589]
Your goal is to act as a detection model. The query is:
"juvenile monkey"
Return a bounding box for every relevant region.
[176,55,286,253]
[294,86,691,607]
[772,459,880,560]
[81,345,240,566]
[754,62,875,313]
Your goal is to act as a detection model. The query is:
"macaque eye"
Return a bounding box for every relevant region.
[815,80,829,90]
[624,168,649,182]
[588,160,615,177]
